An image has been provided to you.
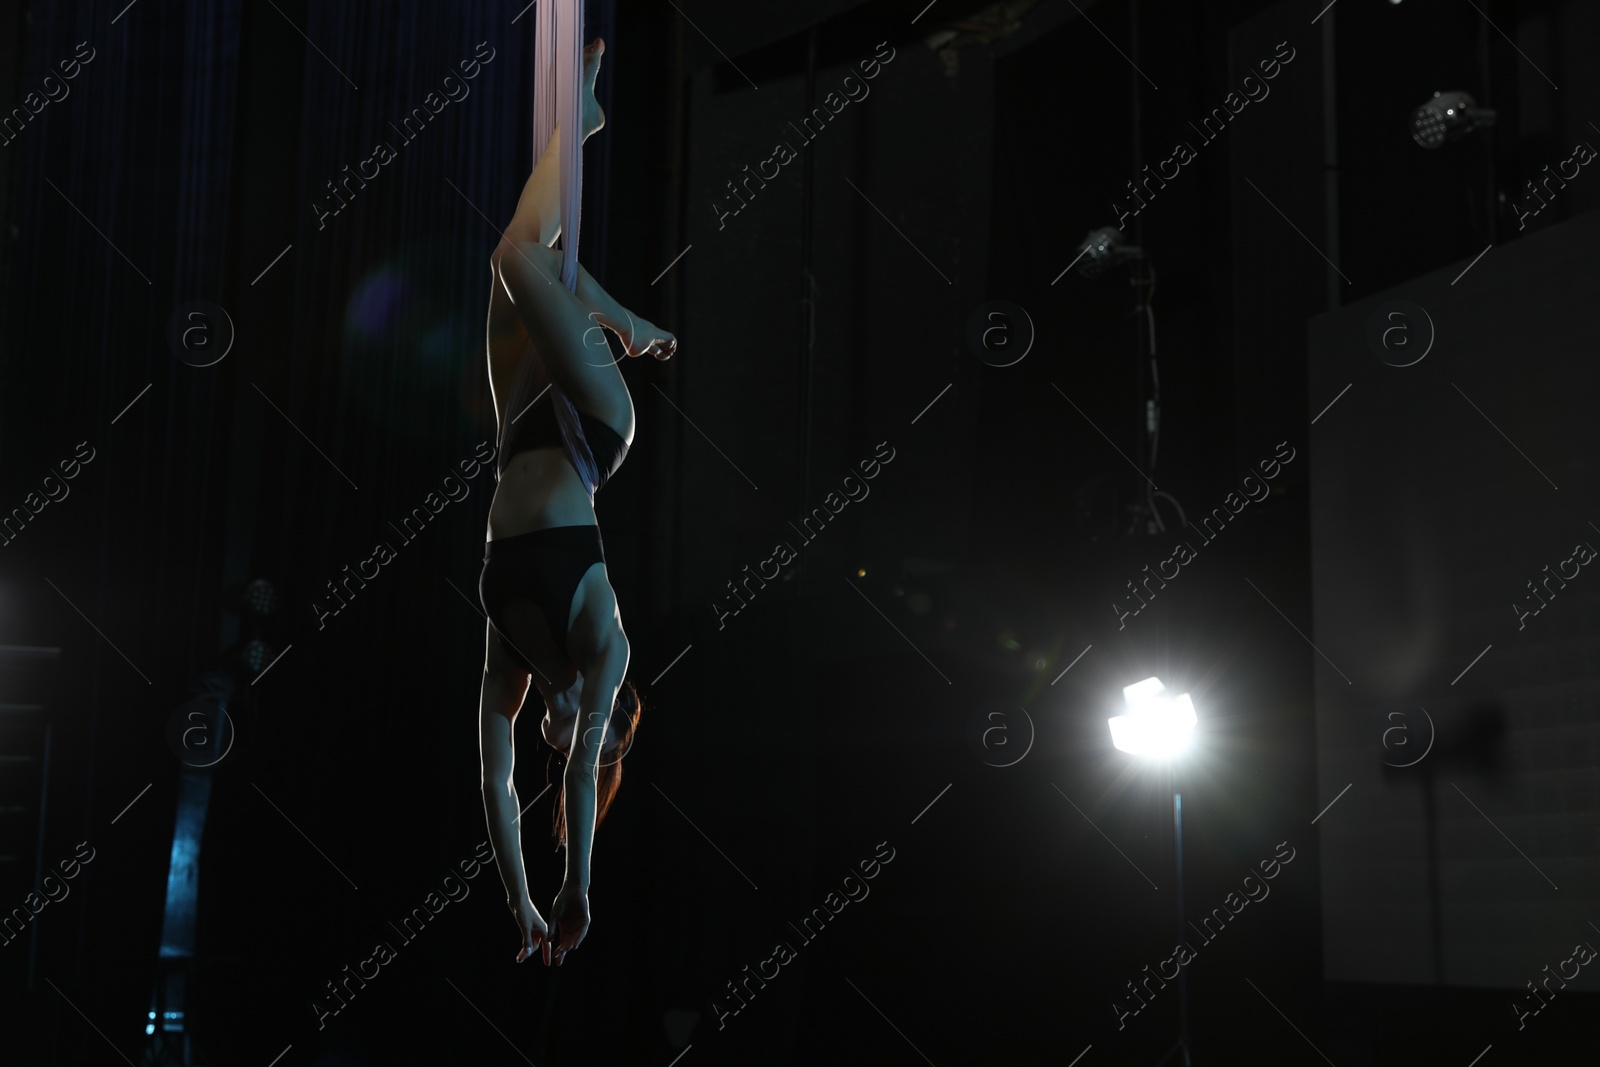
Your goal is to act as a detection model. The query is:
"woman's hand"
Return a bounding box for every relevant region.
[545,883,590,965]
[510,895,548,964]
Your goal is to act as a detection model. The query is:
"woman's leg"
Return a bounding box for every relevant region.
[506,39,608,248]
[507,126,569,249]
[573,261,677,361]
[493,240,636,431]
[498,39,675,361]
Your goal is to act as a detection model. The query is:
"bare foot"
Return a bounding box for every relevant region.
[613,308,676,360]
[582,39,605,141]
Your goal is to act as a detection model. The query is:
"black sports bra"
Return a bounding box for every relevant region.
[503,394,629,492]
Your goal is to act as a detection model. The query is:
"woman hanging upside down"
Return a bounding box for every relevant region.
[477,37,676,968]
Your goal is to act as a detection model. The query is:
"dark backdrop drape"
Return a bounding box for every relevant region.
[0,2,696,1063]
[2,2,252,1060]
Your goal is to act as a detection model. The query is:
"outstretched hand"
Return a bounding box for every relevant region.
[545,883,590,966]
[510,895,548,965]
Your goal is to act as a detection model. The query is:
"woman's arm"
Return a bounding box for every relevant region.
[564,631,628,887]
[546,629,628,961]
[480,695,529,899]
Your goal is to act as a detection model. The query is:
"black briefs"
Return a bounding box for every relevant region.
[503,394,630,491]
[479,525,606,671]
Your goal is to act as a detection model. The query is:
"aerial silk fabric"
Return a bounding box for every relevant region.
[534,0,584,290]
[498,0,600,496]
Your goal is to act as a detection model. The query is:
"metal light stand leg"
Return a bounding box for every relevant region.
[1157,790,1195,1066]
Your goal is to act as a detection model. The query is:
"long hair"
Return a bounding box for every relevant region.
[549,681,642,850]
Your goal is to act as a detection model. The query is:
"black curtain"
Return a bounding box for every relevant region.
[1,1,660,1063]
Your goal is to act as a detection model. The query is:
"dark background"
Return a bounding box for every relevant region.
[1,0,1598,1064]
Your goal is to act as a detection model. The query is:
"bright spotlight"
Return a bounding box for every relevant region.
[1108,676,1197,757]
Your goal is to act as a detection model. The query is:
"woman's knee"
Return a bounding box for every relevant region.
[495,240,555,289]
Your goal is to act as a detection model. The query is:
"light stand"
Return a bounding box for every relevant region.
[1108,677,1199,1066]
[1071,225,1183,539]
[1159,789,1194,1067]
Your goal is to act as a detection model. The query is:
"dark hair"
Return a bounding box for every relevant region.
[549,680,642,849]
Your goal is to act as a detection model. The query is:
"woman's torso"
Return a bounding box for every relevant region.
[482,244,623,690]
[484,247,596,541]
[484,225,639,539]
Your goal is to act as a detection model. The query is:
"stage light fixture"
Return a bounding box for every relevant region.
[1108,676,1197,757]
[1410,90,1496,149]
[226,576,279,618]
[238,639,272,674]
[1074,226,1145,279]
[244,578,278,616]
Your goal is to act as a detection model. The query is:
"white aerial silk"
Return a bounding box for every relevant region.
[498,0,599,496]
[532,0,583,291]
